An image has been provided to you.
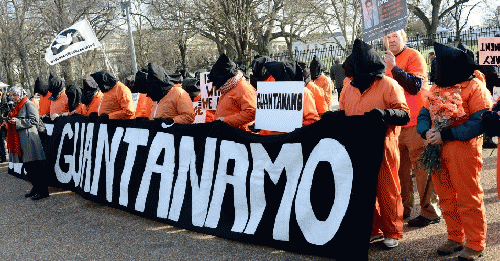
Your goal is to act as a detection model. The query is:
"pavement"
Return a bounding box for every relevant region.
[0,148,499,260]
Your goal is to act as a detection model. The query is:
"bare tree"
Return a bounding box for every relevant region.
[311,0,363,51]
[408,0,473,36]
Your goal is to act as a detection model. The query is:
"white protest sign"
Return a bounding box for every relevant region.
[45,19,101,65]
[478,37,500,66]
[200,72,220,110]
[255,82,303,133]
[193,101,206,123]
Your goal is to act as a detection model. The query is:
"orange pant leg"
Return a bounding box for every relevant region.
[372,136,404,239]
[434,138,487,251]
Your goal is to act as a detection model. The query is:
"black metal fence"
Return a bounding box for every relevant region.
[268,26,500,75]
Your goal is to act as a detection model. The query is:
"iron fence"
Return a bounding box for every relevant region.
[268,26,500,75]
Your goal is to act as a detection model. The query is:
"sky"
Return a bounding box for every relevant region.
[467,0,499,26]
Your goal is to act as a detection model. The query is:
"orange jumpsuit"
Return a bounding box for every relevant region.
[214,78,256,132]
[340,76,409,240]
[98,81,135,120]
[38,92,51,116]
[385,47,440,220]
[149,85,195,124]
[75,91,103,116]
[50,91,69,118]
[424,78,491,251]
[135,93,153,118]
[313,74,334,111]
[306,81,328,115]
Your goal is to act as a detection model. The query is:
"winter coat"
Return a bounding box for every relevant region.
[11,100,45,163]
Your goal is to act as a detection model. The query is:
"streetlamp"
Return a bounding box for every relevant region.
[121,0,138,74]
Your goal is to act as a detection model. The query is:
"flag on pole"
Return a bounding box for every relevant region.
[45,19,101,65]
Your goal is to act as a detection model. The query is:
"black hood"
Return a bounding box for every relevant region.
[310,56,325,80]
[147,63,174,102]
[263,60,303,82]
[124,74,138,93]
[434,42,479,87]
[457,42,476,61]
[342,54,354,78]
[302,66,312,84]
[135,66,149,94]
[176,69,194,79]
[81,77,99,106]
[34,77,49,96]
[48,76,65,100]
[90,70,118,93]
[350,39,386,92]
[251,55,273,80]
[169,73,184,84]
[182,77,200,101]
[194,68,208,80]
[66,85,82,112]
[208,53,238,89]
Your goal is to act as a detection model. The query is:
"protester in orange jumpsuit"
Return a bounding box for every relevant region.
[209,53,256,132]
[48,76,69,119]
[339,39,410,249]
[146,63,195,124]
[133,67,154,119]
[310,56,334,111]
[383,30,441,227]
[34,77,51,117]
[302,65,328,116]
[418,42,491,260]
[182,77,215,123]
[482,96,500,202]
[74,77,103,116]
[91,70,135,120]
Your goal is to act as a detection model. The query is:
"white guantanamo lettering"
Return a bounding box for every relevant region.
[168,137,217,226]
[204,140,249,232]
[91,125,124,200]
[80,123,94,189]
[55,123,74,183]
[119,128,149,206]
[295,138,353,245]
[245,143,303,241]
[68,122,80,186]
[135,133,174,213]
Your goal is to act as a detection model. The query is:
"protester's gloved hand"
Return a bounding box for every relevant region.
[481,110,500,137]
[88,112,99,122]
[100,113,110,123]
[364,108,386,123]
[321,110,345,121]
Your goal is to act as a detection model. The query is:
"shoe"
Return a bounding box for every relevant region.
[458,247,483,260]
[383,238,398,249]
[369,235,383,243]
[407,215,441,227]
[31,193,49,200]
[437,240,465,256]
[24,189,36,198]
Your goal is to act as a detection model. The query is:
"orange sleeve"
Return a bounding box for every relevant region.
[108,83,135,119]
[173,89,196,124]
[223,84,257,127]
[314,75,334,111]
[303,87,320,124]
[205,110,215,122]
[135,93,153,118]
[468,78,493,114]
[384,78,410,113]
[39,92,51,116]
[306,81,328,115]
[73,103,86,115]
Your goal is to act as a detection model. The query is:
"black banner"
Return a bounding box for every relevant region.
[10,114,387,260]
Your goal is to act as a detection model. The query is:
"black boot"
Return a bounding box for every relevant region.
[31,191,49,200]
[24,188,37,198]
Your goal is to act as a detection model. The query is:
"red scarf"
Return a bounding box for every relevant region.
[7,96,28,158]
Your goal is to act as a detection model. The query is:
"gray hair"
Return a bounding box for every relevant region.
[9,86,28,99]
